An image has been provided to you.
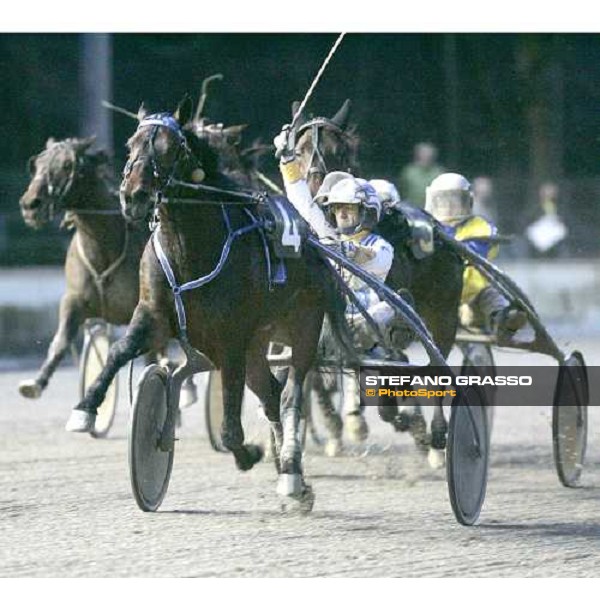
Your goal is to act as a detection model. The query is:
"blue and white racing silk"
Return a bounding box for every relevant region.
[340,230,394,319]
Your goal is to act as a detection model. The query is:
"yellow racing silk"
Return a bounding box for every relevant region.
[444,216,499,304]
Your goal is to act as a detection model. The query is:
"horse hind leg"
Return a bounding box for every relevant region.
[245,348,284,471]
[19,294,84,399]
[311,369,344,457]
[65,302,158,432]
[427,399,447,469]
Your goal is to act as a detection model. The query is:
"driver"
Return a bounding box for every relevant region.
[425,172,527,338]
[274,128,398,445]
[273,128,396,346]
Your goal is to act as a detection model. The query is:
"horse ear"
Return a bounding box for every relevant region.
[75,136,97,153]
[174,95,194,126]
[137,102,148,122]
[223,124,247,144]
[46,137,56,149]
[331,99,352,129]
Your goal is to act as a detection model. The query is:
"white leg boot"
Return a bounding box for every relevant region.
[343,372,368,443]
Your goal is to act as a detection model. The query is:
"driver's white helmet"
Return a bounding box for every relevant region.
[425,172,473,223]
[322,177,382,233]
[314,171,355,204]
[369,179,401,211]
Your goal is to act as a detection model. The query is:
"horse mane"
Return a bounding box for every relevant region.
[183,123,242,189]
[185,120,256,189]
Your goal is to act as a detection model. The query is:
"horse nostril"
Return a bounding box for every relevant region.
[29,198,42,210]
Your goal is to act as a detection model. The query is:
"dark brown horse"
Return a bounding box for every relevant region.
[18,137,149,399]
[66,97,352,510]
[293,100,464,464]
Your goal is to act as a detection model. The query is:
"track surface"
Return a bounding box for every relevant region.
[1,342,599,577]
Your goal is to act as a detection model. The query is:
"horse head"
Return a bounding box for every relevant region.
[292,99,360,197]
[119,95,219,223]
[19,136,99,228]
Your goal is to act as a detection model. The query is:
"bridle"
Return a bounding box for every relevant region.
[295,117,351,180]
[30,141,120,221]
[121,113,199,203]
[31,141,81,222]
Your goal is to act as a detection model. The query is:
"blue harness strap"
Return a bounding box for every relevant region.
[138,113,186,141]
[152,205,273,337]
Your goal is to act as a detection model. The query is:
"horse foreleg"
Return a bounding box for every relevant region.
[19,294,84,399]
[220,350,263,471]
[65,303,157,432]
[245,339,283,466]
[278,363,315,511]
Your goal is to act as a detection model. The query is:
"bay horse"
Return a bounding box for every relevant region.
[66,97,353,510]
[293,100,464,465]
[18,137,149,400]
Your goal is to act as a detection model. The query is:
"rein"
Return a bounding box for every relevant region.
[166,179,259,205]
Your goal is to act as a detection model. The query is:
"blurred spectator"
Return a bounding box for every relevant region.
[398,142,444,208]
[524,181,569,258]
[472,176,498,224]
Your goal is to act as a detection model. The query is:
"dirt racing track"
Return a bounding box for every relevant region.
[1,341,600,577]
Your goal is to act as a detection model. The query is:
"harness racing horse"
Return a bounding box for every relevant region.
[293,100,464,466]
[66,97,354,510]
[18,137,150,401]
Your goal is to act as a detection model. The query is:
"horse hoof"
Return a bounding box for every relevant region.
[410,413,429,452]
[178,387,198,409]
[277,475,315,514]
[19,379,42,400]
[394,411,411,432]
[430,429,447,451]
[324,438,343,457]
[345,413,369,443]
[247,443,264,465]
[235,444,264,471]
[428,447,446,470]
[65,409,96,433]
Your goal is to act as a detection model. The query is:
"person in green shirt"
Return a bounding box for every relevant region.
[398,142,444,208]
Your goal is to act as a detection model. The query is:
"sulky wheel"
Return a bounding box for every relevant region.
[80,322,118,439]
[460,343,497,438]
[129,364,174,512]
[553,351,588,488]
[447,384,490,526]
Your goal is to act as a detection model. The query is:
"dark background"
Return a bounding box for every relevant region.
[2,33,599,264]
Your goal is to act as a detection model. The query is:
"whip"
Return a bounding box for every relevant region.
[290,32,346,130]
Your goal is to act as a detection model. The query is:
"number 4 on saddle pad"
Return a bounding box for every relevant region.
[259,196,308,259]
